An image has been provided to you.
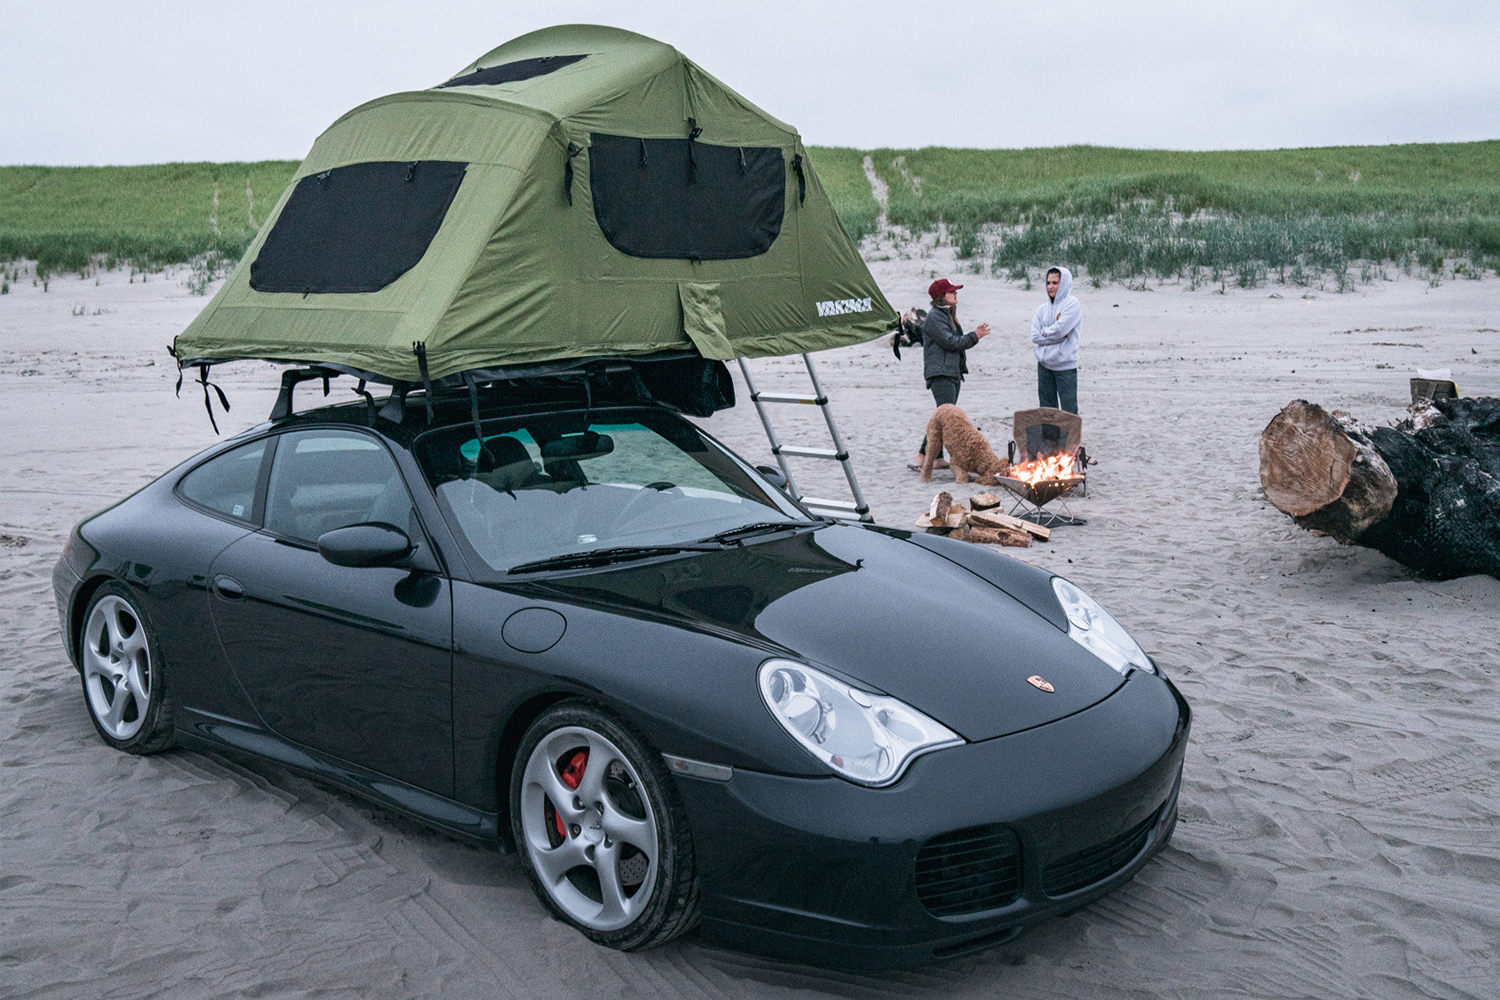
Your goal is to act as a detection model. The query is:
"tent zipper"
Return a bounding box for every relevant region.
[564,142,583,205]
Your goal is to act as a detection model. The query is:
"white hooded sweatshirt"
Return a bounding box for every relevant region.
[1030,266,1081,371]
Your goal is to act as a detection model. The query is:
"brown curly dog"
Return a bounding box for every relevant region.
[919,404,1011,484]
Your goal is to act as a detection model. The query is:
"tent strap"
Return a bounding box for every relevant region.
[463,371,495,472]
[413,342,435,422]
[354,378,377,426]
[195,363,230,435]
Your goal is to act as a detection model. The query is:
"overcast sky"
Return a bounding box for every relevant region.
[5,0,1498,165]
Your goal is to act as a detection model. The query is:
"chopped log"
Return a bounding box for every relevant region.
[969,525,1032,547]
[995,526,1034,548]
[951,523,1031,547]
[916,493,961,529]
[1259,397,1500,578]
[969,507,1052,541]
[970,492,1002,511]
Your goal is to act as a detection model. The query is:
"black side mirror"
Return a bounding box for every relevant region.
[317,523,414,568]
[756,465,789,491]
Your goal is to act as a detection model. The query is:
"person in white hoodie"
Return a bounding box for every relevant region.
[1030,266,1081,413]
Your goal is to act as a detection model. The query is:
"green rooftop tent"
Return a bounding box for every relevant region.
[173,24,896,393]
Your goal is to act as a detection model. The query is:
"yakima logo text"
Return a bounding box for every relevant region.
[816,297,873,318]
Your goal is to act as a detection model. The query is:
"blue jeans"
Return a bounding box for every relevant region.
[1037,364,1078,414]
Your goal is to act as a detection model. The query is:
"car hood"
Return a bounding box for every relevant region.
[536,524,1126,741]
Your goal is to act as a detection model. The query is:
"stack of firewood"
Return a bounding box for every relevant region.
[914,491,1051,547]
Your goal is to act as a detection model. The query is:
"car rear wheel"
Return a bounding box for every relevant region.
[79,583,175,754]
[511,701,698,950]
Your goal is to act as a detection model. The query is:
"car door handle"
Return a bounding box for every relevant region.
[213,575,245,600]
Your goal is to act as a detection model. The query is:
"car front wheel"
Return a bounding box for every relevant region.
[511,701,698,950]
[78,582,175,754]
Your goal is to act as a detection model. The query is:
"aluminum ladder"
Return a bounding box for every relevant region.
[737,355,872,522]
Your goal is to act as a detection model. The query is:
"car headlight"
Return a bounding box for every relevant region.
[758,660,963,787]
[1051,577,1155,675]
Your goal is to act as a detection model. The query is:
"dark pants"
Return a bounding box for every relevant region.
[919,376,961,455]
[1037,364,1078,414]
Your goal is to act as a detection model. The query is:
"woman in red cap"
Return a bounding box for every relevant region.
[913,278,990,468]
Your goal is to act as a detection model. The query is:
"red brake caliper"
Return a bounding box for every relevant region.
[554,750,588,840]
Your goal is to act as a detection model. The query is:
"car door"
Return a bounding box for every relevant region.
[207,427,454,795]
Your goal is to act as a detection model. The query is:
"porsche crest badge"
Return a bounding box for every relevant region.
[1027,675,1055,693]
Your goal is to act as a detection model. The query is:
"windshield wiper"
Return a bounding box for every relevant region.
[698,520,818,546]
[508,544,717,575]
[509,522,819,573]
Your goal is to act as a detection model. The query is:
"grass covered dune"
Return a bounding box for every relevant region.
[839,142,1500,288]
[0,161,298,276]
[2,140,1497,288]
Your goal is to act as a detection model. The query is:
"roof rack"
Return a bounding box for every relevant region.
[252,353,737,427]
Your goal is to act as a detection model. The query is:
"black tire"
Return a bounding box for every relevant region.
[77,582,175,754]
[510,700,698,950]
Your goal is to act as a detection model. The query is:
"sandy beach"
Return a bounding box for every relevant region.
[1,248,1497,999]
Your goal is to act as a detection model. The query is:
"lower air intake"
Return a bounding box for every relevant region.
[915,824,1022,917]
[1042,810,1158,897]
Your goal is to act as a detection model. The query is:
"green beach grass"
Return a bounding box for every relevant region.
[856,142,1500,286]
[0,161,298,276]
[2,141,1496,288]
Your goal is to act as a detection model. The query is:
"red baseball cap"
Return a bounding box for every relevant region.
[928,278,964,298]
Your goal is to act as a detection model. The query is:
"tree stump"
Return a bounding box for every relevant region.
[1259,397,1500,579]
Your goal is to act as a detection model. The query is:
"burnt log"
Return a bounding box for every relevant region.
[1259,397,1500,578]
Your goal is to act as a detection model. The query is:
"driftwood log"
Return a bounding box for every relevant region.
[1259,397,1500,578]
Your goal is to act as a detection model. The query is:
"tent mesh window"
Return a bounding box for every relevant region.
[588,133,785,260]
[249,161,467,294]
[436,54,588,88]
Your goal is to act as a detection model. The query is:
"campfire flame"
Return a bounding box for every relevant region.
[1009,451,1083,485]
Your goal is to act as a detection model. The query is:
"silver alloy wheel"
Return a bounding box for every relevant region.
[82,594,152,741]
[519,724,660,931]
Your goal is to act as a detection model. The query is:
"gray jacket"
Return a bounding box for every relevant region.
[922,305,977,383]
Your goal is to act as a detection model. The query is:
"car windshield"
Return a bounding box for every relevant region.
[415,407,810,573]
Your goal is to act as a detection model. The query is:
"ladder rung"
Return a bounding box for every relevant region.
[800,498,869,518]
[752,392,827,405]
[738,354,871,523]
[776,445,847,461]
[800,497,861,511]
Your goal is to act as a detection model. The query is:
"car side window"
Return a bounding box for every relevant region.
[263,430,413,545]
[178,439,268,523]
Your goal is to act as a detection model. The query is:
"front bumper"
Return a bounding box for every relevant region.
[675,669,1190,968]
[52,555,83,669]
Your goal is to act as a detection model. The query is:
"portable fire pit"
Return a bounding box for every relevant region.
[998,453,1087,527]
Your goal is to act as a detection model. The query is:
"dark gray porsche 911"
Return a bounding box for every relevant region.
[54,376,1189,969]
